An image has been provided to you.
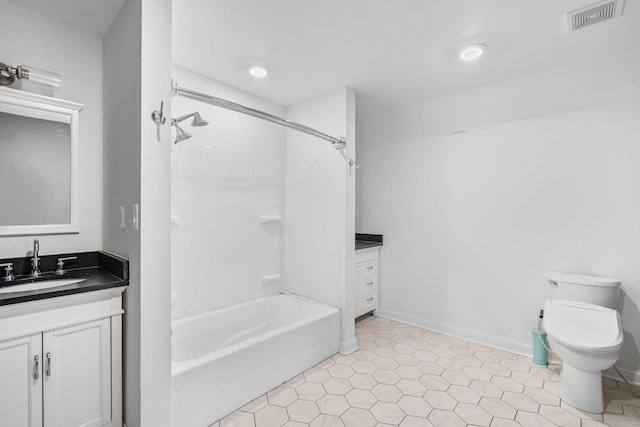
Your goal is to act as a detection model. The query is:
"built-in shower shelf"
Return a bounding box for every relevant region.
[259,216,283,224]
[171,215,180,227]
[259,274,281,286]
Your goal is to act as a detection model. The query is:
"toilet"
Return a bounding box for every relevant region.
[542,272,623,413]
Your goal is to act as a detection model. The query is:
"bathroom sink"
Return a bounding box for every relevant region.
[0,278,86,294]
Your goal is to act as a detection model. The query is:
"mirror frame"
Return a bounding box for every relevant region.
[0,87,83,236]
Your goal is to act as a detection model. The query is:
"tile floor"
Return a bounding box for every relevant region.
[211,315,640,427]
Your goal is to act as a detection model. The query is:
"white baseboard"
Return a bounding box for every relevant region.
[339,337,359,355]
[604,365,640,386]
[377,308,533,356]
[377,307,640,386]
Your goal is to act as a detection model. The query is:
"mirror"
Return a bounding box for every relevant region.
[0,87,82,235]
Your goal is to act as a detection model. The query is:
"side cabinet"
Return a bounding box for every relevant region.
[355,248,380,318]
[0,287,125,427]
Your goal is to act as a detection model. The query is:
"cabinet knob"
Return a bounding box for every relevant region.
[366,297,374,302]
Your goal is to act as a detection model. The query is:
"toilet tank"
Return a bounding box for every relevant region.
[544,272,621,309]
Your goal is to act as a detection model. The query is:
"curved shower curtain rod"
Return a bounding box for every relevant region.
[171,81,346,150]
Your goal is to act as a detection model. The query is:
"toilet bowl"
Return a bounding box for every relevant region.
[543,299,623,413]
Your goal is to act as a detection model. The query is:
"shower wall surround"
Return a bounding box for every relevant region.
[171,66,286,319]
[170,66,356,351]
[284,89,352,308]
[284,87,357,353]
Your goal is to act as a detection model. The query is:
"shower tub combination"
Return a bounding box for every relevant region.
[171,294,341,426]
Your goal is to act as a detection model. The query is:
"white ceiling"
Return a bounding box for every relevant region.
[8,0,125,35]
[172,0,640,116]
[9,0,639,115]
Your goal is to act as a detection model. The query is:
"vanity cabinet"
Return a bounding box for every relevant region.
[0,288,124,427]
[355,247,380,318]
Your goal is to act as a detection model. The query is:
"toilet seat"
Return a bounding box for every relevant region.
[543,299,623,353]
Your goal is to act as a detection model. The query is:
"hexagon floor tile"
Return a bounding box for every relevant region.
[208,316,640,426]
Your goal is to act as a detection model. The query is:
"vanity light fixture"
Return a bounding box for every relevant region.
[0,62,62,94]
[246,65,268,78]
[459,43,487,61]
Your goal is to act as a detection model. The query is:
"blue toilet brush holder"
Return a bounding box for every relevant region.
[532,329,548,365]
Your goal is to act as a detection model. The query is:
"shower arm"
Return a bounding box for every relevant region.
[173,112,197,123]
[171,81,346,150]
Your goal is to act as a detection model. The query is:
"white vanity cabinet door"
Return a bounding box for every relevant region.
[0,334,43,427]
[43,318,111,427]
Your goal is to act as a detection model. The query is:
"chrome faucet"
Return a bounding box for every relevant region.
[31,238,41,278]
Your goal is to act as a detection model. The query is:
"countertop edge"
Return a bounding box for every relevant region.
[356,241,383,251]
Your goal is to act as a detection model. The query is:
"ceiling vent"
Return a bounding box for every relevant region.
[567,0,624,32]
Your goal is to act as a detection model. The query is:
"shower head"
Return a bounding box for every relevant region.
[190,112,209,127]
[174,111,209,127]
[173,123,193,143]
[171,111,207,143]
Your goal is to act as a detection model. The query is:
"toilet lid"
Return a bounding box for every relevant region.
[543,299,623,353]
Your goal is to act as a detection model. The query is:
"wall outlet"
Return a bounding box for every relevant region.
[132,204,139,230]
[119,205,126,229]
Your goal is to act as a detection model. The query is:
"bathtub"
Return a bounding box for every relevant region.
[171,294,340,426]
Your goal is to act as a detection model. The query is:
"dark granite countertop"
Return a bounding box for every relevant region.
[0,251,128,306]
[356,233,383,251]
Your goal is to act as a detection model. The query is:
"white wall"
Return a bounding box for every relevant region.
[103,1,142,425]
[171,66,286,318]
[104,0,172,425]
[0,0,103,257]
[357,55,640,380]
[139,0,172,424]
[284,88,357,353]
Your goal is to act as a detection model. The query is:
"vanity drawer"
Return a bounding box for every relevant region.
[363,276,377,292]
[363,291,377,312]
[355,248,379,264]
[362,261,377,277]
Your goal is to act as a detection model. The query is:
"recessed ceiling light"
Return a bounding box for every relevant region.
[459,44,487,61]
[247,65,268,78]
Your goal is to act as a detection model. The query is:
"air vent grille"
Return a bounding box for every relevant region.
[567,0,624,32]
